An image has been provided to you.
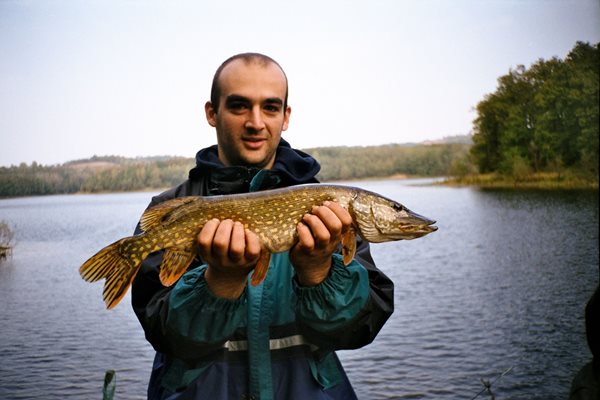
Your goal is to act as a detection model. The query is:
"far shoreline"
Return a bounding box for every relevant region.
[1,173,598,200]
[439,173,599,191]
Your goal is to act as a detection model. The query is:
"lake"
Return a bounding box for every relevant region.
[0,180,597,399]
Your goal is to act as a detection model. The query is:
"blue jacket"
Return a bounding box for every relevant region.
[131,140,394,399]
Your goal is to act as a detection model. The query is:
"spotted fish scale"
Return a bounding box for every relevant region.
[79,184,437,309]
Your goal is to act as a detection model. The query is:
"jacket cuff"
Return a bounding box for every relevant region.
[294,254,369,332]
[166,265,247,344]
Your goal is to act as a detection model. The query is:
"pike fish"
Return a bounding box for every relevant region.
[79,184,437,309]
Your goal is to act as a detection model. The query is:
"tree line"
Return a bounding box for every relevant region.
[0,156,195,197]
[0,142,471,197]
[306,142,472,181]
[470,41,599,179]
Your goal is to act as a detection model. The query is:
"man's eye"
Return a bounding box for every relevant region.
[229,102,247,110]
[264,105,280,113]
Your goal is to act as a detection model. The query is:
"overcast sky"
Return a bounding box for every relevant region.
[1,0,599,166]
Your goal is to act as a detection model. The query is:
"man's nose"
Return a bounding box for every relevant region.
[245,106,266,130]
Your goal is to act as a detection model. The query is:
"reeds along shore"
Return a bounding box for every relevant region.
[0,221,13,261]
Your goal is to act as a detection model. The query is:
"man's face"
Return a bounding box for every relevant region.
[205,59,291,169]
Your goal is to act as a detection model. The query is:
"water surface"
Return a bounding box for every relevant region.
[0,181,597,399]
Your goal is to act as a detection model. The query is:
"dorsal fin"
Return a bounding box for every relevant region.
[139,197,198,232]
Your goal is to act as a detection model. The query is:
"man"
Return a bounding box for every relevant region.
[132,53,394,400]
[569,285,599,400]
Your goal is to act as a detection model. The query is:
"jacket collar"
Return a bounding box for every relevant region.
[189,139,320,195]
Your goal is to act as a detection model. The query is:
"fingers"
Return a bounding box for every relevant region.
[197,218,220,253]
[298,201,352,249]
[227,221,246,261]
[291,201,352,286]
[197,219,260,268]
[244,228,262,259]
[324,201,353,227]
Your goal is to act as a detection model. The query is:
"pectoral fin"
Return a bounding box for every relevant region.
[159,247,196,286]
[250,250,272,286]
[341,228,357,266]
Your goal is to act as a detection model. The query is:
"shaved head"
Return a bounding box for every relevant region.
[210,53,288,113]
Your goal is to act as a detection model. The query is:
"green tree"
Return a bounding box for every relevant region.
[471,41,599,177]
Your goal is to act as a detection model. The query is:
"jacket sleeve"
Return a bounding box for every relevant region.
[294,237,394,350]
[130,183,246,357]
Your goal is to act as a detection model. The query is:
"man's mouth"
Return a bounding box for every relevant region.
[243,137,266,150]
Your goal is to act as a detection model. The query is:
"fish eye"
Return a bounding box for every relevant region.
[393,203,404,212]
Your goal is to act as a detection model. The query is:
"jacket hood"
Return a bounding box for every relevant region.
[189,139,320,194]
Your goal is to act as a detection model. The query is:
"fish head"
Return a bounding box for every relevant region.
[351,190,438,242]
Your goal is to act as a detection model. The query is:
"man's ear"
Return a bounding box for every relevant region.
[282,106,291,131]
[205,101,217,127]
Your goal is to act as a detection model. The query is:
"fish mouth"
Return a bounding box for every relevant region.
[402,211,437,239]
[409,222,437,238]
[371,216,437,241]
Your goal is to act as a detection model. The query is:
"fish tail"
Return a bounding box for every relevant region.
[79,236,142,309]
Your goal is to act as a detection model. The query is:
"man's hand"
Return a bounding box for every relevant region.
[290,201,353,286]
[197,219,261,299]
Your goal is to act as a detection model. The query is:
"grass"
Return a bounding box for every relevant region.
[442,172,599,190]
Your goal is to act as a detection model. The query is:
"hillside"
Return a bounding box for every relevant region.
[0,139,471,197]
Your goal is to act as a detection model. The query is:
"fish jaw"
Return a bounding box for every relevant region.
[350,190,437,242]
[393,209,438,240]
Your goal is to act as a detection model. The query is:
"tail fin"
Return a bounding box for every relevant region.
[79,237,141,309]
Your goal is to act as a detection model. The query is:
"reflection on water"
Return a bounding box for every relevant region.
[0,183,598,399]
